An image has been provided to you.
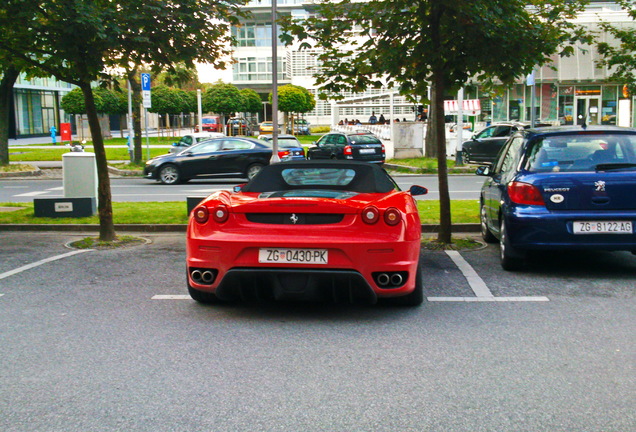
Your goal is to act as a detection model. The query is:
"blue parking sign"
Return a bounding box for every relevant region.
[141,73,151,91]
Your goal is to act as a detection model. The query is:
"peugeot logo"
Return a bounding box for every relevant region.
[595,180,606,192]
[290,213,299,224]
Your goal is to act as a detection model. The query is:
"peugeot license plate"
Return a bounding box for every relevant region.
[259,248,328,264]
[573,221,633,234]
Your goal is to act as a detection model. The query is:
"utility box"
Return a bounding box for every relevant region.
[63,152,98,199]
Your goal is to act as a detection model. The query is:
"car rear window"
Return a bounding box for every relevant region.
[349,134,381,145]
[202,118,217,124]
[525,134,636,172]
[281,168,356,187]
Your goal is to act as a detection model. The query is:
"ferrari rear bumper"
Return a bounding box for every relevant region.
[213,268,378,304]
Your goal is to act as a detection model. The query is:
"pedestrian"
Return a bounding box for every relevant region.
[379,114,386,124]
[369,112,377,124]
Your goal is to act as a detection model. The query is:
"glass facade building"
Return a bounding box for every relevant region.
[9,75,73,138]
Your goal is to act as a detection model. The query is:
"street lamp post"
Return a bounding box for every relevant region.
[270,0,280,163]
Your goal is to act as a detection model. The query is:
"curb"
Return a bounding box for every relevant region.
[0,165,42,178]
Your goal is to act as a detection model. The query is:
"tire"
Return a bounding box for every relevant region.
[480,203,497,243]
[499,219,525,271]
[188,282,219,304]
[158,164,181,185]
[388,264,424,306]
[462,150,471,165]
[246,163,263,180]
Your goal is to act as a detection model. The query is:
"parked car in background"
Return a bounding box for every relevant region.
[144,136,293,184]
[476,125,636,270]
[287,118,311,135]
[195,115,222,133]
[258,134,306,160]
[462,122,537,164]
[307,132,385,164]
[259,121,281,134]
[186,160,429,306]
[170,132,224,153]
[226,117,249,136]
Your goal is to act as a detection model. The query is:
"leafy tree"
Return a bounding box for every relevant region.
[202,82,245,125]
[149,85,192,131]
[0,0,245,240]
[597,0,636,95]
[281,0,588,243]
[0,63,21,165]
[241,88,263,114]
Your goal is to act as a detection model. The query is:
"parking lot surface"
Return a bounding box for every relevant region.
[1,231,634,431]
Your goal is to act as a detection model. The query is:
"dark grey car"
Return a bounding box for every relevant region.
[307,132,385,164]
[462,123,531,164]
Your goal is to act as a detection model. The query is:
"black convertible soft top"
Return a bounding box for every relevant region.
[242,160,398,193]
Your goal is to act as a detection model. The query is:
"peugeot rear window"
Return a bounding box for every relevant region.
[525,134,636,172]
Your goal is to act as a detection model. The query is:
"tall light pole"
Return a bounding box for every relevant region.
[270,0,280,163]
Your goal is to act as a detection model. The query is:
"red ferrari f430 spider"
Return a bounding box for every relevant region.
[186,160,428,306]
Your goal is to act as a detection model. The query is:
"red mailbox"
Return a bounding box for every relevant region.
[60,123,72,142]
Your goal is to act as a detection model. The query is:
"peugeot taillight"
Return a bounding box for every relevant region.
[212,204,229,223]
[508,181,545,205]
[193,206,209,224]
[362,206,380,224]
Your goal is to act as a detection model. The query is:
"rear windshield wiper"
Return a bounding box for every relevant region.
[595,163,636,171]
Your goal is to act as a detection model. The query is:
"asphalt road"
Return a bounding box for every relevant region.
[0,174,484,203]
[1,231,634,431]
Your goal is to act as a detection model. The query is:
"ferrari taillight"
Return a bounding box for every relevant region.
[193,206,209,224]
[362,206,380,224]
[344,145,353,156]
[212,204,229,223]
[508,181,545,206]
[384,207,402,226]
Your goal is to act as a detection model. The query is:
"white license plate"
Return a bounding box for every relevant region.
[573,221,633,234]
[259,248,328,264]
[359,148,376,154]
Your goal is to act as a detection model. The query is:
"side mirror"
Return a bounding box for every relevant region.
[475,165,492,176]
[409,185,428,196]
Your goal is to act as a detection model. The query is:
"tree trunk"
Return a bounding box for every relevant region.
[432,72,452,244]
[80,81,116,241]
[0,66,20,166]
[126,70,143,164]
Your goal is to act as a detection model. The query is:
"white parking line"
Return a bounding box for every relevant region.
[426,251,550,303]
[0,249,93,280]
[13,191,50,197]
[152,295,191,300]
[444,250,494,298]
[428,296,550,302]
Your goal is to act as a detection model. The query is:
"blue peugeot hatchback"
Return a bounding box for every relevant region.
[477,125,636,270]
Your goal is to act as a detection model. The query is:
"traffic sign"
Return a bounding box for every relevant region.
[141,73,151,108]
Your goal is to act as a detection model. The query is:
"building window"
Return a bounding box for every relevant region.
[231,23,283,47]
[233,57,286,81]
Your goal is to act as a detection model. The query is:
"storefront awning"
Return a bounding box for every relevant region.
[444,99,481,115]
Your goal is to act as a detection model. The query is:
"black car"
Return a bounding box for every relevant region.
[462,122,536,164]
[144,137,276,184]
[307,132,385,163]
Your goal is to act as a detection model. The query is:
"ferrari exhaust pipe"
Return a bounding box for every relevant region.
[201,271,215,284]
[191,269,203,283]
[390,273,403,286]
[376,273,390,286]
